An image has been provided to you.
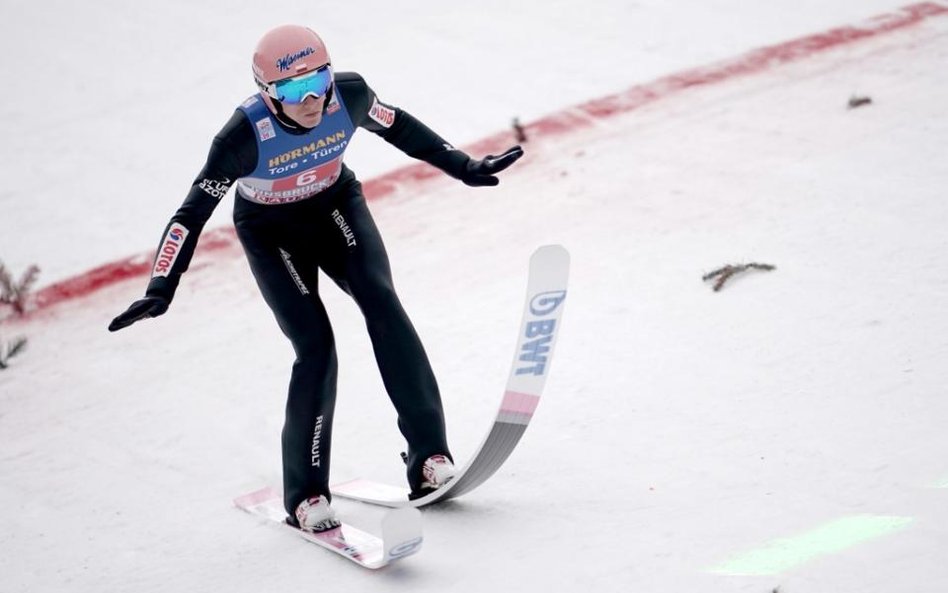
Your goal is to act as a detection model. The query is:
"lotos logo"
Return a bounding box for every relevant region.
[276,47,316,72]
[368,97,395,128]
[517,290,567,376]
[152,223,189,278]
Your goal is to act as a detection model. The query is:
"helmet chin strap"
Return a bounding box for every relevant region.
[271,99,306,129]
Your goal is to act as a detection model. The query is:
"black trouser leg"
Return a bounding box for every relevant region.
[319,182,452,491]
[235,206,338,516]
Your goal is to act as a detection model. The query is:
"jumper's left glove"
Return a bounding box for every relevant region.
[461,145,524,187]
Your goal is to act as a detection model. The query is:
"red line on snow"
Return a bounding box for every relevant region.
[27,227,241,312]
[23,2,948,316]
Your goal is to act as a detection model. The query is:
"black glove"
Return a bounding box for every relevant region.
[108,296,170,332]
[461,145,524,187]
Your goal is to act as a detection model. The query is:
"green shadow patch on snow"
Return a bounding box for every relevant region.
[710,515,914,576]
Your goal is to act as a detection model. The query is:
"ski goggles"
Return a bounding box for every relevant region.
[265,65,333,105]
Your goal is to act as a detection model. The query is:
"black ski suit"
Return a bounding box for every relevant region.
[141,73,474,516]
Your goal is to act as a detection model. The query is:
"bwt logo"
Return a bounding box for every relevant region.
[516,290,566,376]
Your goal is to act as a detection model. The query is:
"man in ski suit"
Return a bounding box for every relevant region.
[109,24,523,532]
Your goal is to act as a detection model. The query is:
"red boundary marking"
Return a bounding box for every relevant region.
[20,2,948,316]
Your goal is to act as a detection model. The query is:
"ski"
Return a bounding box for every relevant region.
[234,486,423,569]
[332,244,570,508]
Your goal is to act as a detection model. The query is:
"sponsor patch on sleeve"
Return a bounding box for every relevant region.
[198,177,232,200]
[152,223,190,278]
[255,117,276,141]
[368,97,396,128]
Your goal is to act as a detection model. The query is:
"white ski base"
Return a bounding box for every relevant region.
[234,486,422,569]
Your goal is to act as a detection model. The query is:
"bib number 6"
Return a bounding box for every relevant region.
[296,169,319,186]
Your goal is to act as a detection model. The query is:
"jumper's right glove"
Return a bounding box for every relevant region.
[108,295,169,332]
[461,145,524,187]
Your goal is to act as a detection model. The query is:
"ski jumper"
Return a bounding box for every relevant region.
[144,73,470,516]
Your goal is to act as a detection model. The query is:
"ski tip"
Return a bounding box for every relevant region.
[529,244,571,285]
[534,244,569,259]
[382,507,424,561]
[382,507,423,540]
[532,245,570,271]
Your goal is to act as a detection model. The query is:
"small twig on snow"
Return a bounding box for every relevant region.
[702,263,776,292]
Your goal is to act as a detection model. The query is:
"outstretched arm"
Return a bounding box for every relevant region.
[109,111,255,332]
[336,72,524,186]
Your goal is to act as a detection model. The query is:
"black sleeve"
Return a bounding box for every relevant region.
[335,72,471,180]
[144,110,257,301]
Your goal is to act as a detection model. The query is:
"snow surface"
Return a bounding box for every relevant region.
[3,2,948,592]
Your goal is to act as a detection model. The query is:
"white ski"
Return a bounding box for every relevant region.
[332,244,570,508]
[234,486,422,569]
